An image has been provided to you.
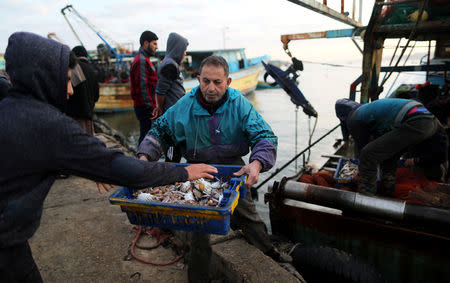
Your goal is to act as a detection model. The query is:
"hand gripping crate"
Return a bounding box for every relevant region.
[109,163,247,235]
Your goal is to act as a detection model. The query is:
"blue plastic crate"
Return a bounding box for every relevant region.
[109,163,246,235]
[333,158,359,189]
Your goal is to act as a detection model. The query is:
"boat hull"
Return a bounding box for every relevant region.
[95,83,133,113]
[267,141,450,282]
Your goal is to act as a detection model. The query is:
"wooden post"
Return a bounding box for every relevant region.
[361,0,385,103]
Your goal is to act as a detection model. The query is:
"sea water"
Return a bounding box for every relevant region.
[99,62,426,231]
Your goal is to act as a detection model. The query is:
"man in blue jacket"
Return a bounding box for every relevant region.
[138,55,291,282]
[0,32,216,283]
[335,98,438,195]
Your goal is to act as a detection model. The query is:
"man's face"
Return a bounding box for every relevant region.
[67,69,74,99]
[145,40,158,56]
[197,64,231,103]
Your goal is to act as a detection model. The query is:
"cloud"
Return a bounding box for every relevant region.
[1,0,375,64]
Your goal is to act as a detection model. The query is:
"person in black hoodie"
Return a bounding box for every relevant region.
[0,32,217,282]
[152,32,188,118]
[151,32,189,162]
[66,45,100,135]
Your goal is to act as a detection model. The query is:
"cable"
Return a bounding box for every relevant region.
[254,123,339,191]
[306,115,318,163]
[379,0,429,89]
[130,226,184,266]
[385,41,417,96]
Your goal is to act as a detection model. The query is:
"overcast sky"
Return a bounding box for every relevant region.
[1,0,377,63]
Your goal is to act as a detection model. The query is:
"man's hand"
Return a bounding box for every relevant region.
[404,158,415,167]
[233,160,262,188]
[139,155,149,161]
[185,164,218,180]
[151,107,163,121]
[96,182,114,194]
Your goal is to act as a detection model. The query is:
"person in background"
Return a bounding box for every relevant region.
[151,32,189,162]
[130,30,159,145]
[0,31,216,283]
[0,74,11,101]
[67,45,99,135]
[335,98,438,196]
[417,83,450,181]
[138,55,292,283]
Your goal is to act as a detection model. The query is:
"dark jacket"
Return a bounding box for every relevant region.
[66,58,100,119]
[0,74,11,101]
[156,32,188,111]
[411,123,448,166]
[0,32,188,248]
[347,98,433,151]
[130,47,157,108]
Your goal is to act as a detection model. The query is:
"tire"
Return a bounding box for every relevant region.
[291,245,386,283]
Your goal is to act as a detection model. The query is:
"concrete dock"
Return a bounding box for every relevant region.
[29,175,300,282]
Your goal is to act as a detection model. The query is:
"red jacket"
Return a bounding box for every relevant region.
[130,48,157,108]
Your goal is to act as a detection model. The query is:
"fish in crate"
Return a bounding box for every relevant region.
[133,178,230,207]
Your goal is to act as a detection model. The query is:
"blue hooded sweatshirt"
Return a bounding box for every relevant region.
[0,32,188,248]
[156,32,189,111]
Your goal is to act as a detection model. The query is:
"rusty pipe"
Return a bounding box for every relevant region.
[281,180,450,227]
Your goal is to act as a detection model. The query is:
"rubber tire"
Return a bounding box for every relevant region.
[291,245,386,283]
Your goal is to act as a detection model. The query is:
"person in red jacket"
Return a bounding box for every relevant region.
[130,30,159,145]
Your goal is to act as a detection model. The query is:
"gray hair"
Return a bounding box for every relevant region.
[199,55,229,77]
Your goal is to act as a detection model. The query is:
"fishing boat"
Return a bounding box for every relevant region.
[94,48,267,113]
[258,1,450,282]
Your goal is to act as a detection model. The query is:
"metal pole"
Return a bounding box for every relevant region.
[352,0,356,20]
[61,6,84,46]
[254,123,340,190]
[295,106,299,171]
[359,0,362,23]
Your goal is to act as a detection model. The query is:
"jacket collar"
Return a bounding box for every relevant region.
[190,86,240,115]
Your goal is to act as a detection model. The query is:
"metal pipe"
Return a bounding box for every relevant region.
[352,0,355,20]
[282,180,450,227]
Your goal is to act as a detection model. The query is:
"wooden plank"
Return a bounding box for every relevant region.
[286,0,363,27]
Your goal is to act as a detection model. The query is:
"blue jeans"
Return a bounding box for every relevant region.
[134,105,153,146]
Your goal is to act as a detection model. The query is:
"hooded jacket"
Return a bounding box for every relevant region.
[0,32,188,248]
[156,32,189,111]
[335,98,361,142]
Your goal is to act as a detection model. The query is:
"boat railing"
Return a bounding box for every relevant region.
[349,63,449,100]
